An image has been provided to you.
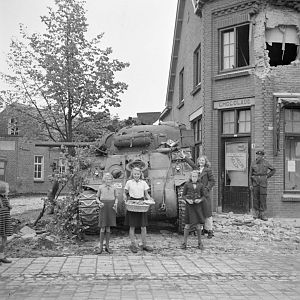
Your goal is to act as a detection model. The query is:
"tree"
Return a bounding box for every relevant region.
[73,110,112,142]
[0,0,129,142]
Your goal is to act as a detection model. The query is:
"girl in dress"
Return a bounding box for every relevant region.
[124,167,153,253]
[181,152,215,238]
[0,181,13,264]
[96,173,118,254]
[181,170,207,250]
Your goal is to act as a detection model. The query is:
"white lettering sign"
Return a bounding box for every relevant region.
[214,98,255,109]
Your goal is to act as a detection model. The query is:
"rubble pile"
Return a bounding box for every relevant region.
[214,213,300,244]
[5,210,300,258]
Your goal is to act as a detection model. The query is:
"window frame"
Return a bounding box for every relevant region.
[8,117,19,136]
[221,108,251,136]
[0,160,6,180]
[34,155,44,181]
[192,116,203,160]
[193,44,201,88]
[284,107,300,193]
[179,68,184,105]
[219,23,250,72]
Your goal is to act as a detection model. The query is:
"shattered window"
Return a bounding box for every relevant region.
[221,24,250,70]
[266,25,300,67]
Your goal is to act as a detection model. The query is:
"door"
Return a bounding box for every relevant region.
[221,138,250,213]
[0,160,6,181]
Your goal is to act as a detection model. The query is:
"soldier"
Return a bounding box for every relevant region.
[249,150,276,221]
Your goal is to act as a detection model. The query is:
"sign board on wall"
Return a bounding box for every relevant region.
[214,98,255,109]
[0,141,16,151]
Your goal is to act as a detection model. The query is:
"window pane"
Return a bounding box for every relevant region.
[285,139,300,191]
[193,46,201,86]
[229,44,234,57]
[224,45,229,57]
[179,69,184,102]
[237,25,250,67]
[199,119,202,142]
[34,156,43,179]
[238,110,251,133]
[285,109,300,133]
[222,25,249,70]
[222,30,235,70]
[223,31,230,44]
[223,57,230,70]
[294,110,300,121]
[229,31,234,43]
[223,111,235,134]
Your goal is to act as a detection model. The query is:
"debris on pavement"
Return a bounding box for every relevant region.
[5,198,300,258]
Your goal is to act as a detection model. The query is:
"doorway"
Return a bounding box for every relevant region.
[221,138,250,213]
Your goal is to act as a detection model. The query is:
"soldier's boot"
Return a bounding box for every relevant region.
[253,210,260,219]
[260,212,268,221]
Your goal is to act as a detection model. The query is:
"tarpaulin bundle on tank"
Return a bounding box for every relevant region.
[113,130,152,148]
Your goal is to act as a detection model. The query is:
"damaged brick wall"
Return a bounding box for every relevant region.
[252,3,300,217]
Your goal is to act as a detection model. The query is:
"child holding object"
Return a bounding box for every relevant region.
[0,181,13,264]
[96,173,118,254]
[124,167,154,253]
[181,170,207,250]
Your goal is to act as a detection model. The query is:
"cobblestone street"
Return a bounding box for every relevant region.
[3,196,300,298]
[1,252,300,299]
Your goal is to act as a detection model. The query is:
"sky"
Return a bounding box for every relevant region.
[0,0,178,119]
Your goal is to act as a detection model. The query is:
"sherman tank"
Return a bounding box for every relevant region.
[78,122,194,233]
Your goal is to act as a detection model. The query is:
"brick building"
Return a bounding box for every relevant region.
[0,106,64,194]
[160,0,300,217]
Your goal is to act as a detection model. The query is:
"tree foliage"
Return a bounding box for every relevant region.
[0,0,129,142]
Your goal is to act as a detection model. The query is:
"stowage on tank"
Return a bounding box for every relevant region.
[78,122,194,233]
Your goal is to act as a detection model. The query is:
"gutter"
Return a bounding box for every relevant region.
[159,106,172,120]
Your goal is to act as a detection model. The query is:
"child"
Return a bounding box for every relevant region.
[96,173,118,254]
[181,170,207,250]
[181,151,215,238]
[124,167,153,253]
[0,181,13,264]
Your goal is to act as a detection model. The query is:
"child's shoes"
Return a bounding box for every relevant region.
[129,244,138,253]
[207,231,214,239]
[142,245,153,252]
[105,247,113,254]
[0,258,12,263]
[95,244,103,254]
[198,242,204,250]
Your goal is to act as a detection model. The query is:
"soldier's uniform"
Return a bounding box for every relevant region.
[249,150,276,221]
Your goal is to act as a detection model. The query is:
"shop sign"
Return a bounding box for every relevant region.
[214,98,254,109]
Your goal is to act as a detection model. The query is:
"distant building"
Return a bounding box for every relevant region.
[160,0,300,217]
[0,105,67,194]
